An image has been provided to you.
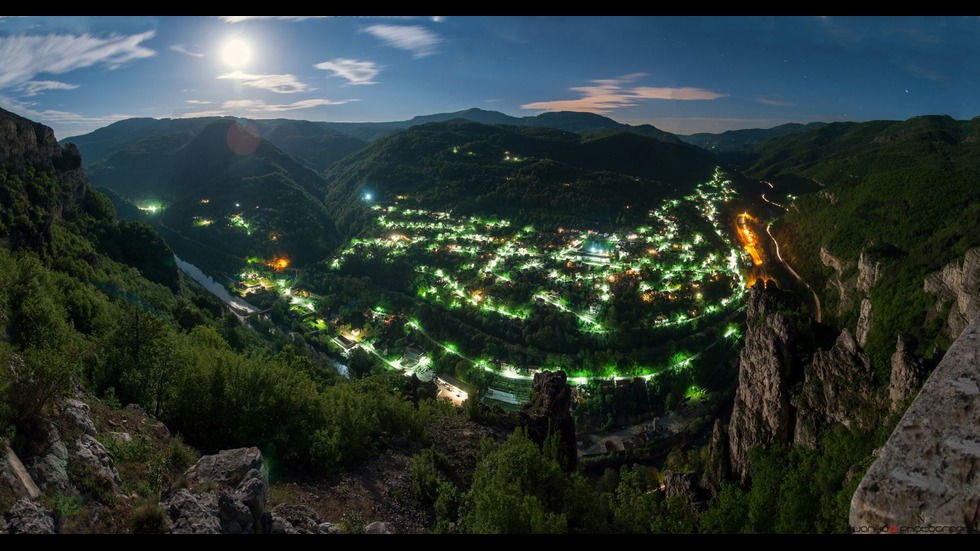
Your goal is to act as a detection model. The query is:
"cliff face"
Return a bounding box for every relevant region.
[728,280,803,484]
[793,329,880,448]
[0,107,88,209]
[924,247,980,340]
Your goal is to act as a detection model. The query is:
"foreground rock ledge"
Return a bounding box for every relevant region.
[849,315,980,533]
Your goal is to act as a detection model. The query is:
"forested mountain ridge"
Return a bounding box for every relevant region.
[322,120,719,240]
[69,118,343,275]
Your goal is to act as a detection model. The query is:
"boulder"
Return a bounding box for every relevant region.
[364,521,392,534]
[74,434,124,492]
[4,498,55,534]
[63,399,97,436]
[27,425,71,494]
[2,440,41,499]
[162,489,221,534]
[164,447,269,534]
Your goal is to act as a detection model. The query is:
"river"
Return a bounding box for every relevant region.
[173,255,258,314]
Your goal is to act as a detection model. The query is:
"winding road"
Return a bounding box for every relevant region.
[766,224,822,323]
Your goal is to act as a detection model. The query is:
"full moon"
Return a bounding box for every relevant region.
[221,39,252,67]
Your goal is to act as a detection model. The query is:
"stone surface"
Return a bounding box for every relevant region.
[856,298,873,347]
[728,280,803,483]
[27,424,72,495]
[4,498,55,534]
[74,434,124,492]
[924,247,980,340]
[889,333,926,411]
[794,329,879,448]
[64,399,97,436]
[364,520,392,534]
[262,503,337,534]
[162,489,221,534]
[2,440,40,499]
[164,447,269,534]
[663,470,707,511]
[519,370,576,468]
[856,250,882,295]
[850,314,980,533]
[699,419,730,496]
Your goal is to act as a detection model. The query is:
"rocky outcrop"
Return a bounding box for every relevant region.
[728,280,805,484]
[699,419,730,496]
[663,471,708,512]
[64,399,97,436]
[27,425,71,496]
[364,521,393,534]
[794,329,880,448]
[261,503,342,534]
[850,314,980,533]
[855,298,873,347]
[820,247,852,276]
[3,498,55,534]
[74,434,124,493]
[2,440,41,500]
[889,333,926,411]
[519,370,576,469]
[0,107,88,213]
[162,447,269,534]
[856,250,882,295]
[162,489,221,534]
[924,248,980,340]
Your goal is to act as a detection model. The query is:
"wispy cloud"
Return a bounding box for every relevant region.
[364,24,442,57]
[220,16,331,23]
[185,99,212,104]
[217,71,311,94]
[315,58,381,85]
[18,80,79,97]
[222,98,355,112]
[179,109,228,118]
[0,31,156,90]
[170,44,204,58]
[522,74,726,114]
[757,97,797,106]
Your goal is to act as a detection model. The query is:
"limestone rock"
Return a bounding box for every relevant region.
[728,280,804,484]
[165,447,269,534]
[924,248,980,340]
[218,490,253,534]
[663,471,707,512]
[64,399,97,436]
[364,521,392,534]
[889,333,926,411]
[794,329,879,448]
[162,489,221,534]
[855,298,873,347]
[263,504,323,534]
[74,434,124,492]
[699,419,730,496]
[4,498,55,534]
[27,426,71,495]
[185,446,265,488]
[2,440,41,499]
[850,314,980,532]
[856,250,882,295]
[820,247,852,276]
[519,370,576,468]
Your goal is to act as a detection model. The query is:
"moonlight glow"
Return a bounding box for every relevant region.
[221,39,252,68]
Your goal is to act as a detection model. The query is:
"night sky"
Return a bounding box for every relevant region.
[1,16,977,139]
